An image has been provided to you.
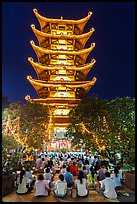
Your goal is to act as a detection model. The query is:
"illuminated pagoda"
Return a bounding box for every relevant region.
[25,9,97,151]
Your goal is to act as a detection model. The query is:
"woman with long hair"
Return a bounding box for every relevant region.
[74,170,89,197]
[111,167,122,189]
[87,166,98,189]
[16,170,33,194]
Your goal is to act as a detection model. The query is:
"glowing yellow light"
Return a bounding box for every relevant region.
[58,55,66,59]
[58,39,66,44]
[53,109,70,116]
[53,92,71,98]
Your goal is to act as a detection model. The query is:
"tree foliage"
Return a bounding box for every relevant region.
[2,101,50,153]
[20,102,50,150]
[67,95,135,170]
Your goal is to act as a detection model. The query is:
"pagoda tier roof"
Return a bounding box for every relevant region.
[31,24,95,46]
[27,76,97,92]
[30,40,95,62]
[28,57,96,75]
[33,9,92,32]
[25,95,80,105]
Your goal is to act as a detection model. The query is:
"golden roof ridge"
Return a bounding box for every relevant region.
[31,24,95,39]
[30,40,95,57]
[33,8,92,25]
[28,57,96,72]
[27,75,97,89]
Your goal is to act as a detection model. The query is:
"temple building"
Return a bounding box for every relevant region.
[25,9,97,151]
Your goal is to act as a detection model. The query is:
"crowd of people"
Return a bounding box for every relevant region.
[13,151,123,199]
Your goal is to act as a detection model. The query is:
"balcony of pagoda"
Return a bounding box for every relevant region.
[43,97,80,105]
[51,116,69,124]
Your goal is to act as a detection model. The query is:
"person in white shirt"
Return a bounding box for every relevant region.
[25,168,35,187]
[16,170,33,194]
[74,170,89,197]
[34,174,50,197]
[53,174,67,197]
[44,167,53,181]
[60,164,67,175]
[111,167,122,189]
[97,171,117,199]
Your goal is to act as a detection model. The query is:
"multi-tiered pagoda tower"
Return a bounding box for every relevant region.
[25,9,97,151]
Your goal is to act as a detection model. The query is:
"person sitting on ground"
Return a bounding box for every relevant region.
[25,167,35,187]
[53,174,68,197]
[16,170,33,194]
[97,171,117,199]
[36,156,42,170]
[74,170,89,197]
[64,166,74,188]
[43,167,54,188]
[87,166,98,189]
[70,162,78,177]
[60,164,67,175]
[34,174,50,197]
[98,165,107,181]
[50,165,56,177]
[77,158,83,169]
[111,167,122,190]
[82,165,88,179]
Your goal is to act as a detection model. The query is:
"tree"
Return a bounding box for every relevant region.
[106,97,135,170]
[2,101,50,155]
[67,96,135,170]
[2,102,23,172]
[19,101,50,152]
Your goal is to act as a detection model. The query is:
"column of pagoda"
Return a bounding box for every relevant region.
[25,9,97,150]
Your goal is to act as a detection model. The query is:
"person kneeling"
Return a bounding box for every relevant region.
[53,174,67,197]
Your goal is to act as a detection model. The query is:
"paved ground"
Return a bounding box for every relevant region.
[2,172,135,202]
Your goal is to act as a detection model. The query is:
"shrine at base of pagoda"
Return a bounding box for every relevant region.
[25,9,96,151]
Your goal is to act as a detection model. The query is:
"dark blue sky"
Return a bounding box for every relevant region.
[2,2,135,103]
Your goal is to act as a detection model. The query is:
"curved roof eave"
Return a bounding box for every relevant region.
[30,40,95,60]
[31,24,95,45]
[33,9,92,32]
[27,75,97,91]
[28,57,96,74]
[25,95,81,104]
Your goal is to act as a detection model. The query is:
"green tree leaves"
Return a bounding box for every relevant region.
[67,96,135,170]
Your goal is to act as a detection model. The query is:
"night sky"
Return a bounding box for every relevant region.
[2,2,135,103]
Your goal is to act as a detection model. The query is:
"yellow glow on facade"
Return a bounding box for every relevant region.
[58,55,67,59]
[58,39,66,44]
[53,109,70,116]
[53,91,71,98]
[26,9,96,151]
[58,70,66,75]
[54,76,71,81]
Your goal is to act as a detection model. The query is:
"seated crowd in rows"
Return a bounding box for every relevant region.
[14,152,123,199]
